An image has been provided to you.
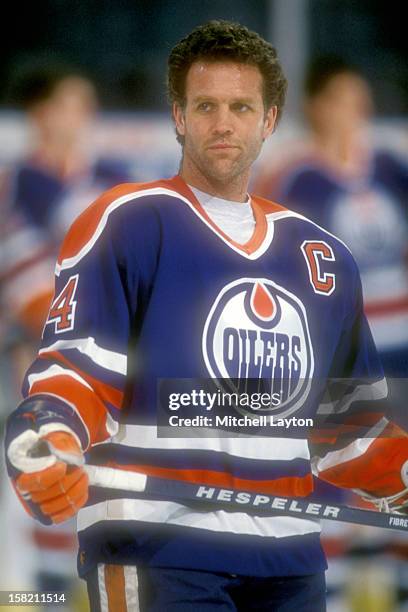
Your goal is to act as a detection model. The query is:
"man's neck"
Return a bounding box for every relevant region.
[180,160,249,203]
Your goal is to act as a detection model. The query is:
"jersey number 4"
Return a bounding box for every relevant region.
[46,274,79,333]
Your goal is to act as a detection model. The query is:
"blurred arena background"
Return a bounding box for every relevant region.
[0,1,406,611]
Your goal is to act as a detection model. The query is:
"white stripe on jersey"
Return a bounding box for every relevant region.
[97,564,140,612]
[124,566,139,611]
[107,424,310,461]
[317,377,388,415]
[55,187,277,270]
[40,337,127,376]
[77,498,321,538]
[28,364,93,391]
[267,210,352,254]
[311,416,389,473]
[56,188,189,273]
[55,185,352,273]
[97,564,109,612]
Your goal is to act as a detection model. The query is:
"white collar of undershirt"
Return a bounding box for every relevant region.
[188,184,255,246]
[189,185,252,215]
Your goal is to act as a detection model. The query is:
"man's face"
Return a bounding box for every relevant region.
[173,61,277,185]
[32,77,97,145]
[306,72,373,137]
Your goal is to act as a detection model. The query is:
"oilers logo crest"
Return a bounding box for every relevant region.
[202,278,314,418]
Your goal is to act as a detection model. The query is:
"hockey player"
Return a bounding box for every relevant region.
[0,61,130,602]
[4,21,408,611]
[0,60,131,340]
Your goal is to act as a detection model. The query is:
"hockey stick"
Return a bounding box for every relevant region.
[33,441,408,533]
[83,464,408,532]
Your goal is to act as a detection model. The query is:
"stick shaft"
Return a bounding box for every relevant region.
[85,464,408,532]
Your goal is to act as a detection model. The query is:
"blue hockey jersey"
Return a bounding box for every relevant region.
[18,175,398,578]
[254,148,408,373]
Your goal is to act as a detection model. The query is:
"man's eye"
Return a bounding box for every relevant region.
[197,102,213,111]
[232,103,250,112]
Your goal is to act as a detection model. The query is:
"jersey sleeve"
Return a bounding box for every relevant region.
[17,185,161,450]
[309,261,408,499]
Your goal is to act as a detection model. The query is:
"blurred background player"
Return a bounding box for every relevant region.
[0,59,131,343]
[254,56,408,379]
[254,55,408,612]
[0,60,132,608]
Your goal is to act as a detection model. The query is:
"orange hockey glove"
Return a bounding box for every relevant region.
[7,429,89,524]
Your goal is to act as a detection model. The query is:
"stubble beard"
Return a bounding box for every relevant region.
[185,139,262,188]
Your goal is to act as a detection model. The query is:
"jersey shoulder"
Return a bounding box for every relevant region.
[291,207,352,253]
[254,190,357,270]
[56,176,191,269]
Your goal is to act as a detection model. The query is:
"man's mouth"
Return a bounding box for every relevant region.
[207,143,239,150]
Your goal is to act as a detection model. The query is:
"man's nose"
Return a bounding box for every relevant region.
[212,106,234,136]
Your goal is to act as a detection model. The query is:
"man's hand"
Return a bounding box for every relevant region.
[7,429,89,524]
[357,459,408,515]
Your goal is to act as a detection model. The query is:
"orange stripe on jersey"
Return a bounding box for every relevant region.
[39,350,124,410]
[170,174,287,216]
[251,194,288,216]
[57,178,185,264]
[318,423,408,497]
[57,175,289,264]
[104,565,127,612]
[171,175,287,256]
[102,462,313,497]
[29,376,109,446]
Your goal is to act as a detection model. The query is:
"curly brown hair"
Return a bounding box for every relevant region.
[167,20,287,123]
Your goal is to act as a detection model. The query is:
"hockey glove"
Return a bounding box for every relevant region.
[313,421,408,515]
[353,430,408,514]
[5,399,89,525]
[356,458,408,514]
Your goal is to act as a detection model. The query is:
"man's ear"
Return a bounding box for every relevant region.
[173,102,186,137]
[263,105,278,140]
